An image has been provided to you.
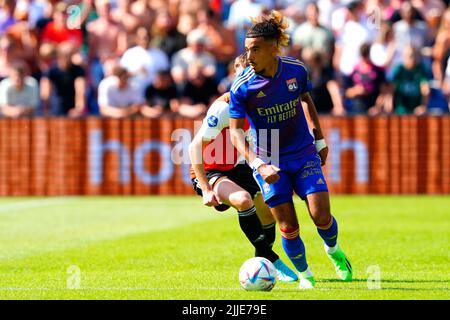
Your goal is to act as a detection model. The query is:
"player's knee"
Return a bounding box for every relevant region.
[308,201,331,225]
[311,212,332,227]
[229,191,254,211]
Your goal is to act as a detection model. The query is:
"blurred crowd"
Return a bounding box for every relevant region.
[0,0,449,119]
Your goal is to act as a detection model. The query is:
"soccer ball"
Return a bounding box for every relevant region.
[239,257,277,291]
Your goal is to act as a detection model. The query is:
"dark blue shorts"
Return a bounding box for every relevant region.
[253,153,328,208]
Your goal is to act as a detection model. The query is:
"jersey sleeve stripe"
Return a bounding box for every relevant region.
[281,56,303,63]
[281,58,307,68]
[231,68,253,86]
[231,71,253,93]
[231,69,255,93]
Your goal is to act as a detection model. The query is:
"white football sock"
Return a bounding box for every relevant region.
[299,267,314,279]
[325,243,338,255]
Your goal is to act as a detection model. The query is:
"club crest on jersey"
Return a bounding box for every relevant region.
[207,115,218,127]
[286,78,298,92]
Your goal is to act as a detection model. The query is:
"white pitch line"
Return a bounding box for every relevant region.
[0,198,75,213]
[0,286,378,292]
[0,287,244,292]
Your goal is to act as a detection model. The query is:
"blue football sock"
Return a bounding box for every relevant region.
[280,226,308,272]
[317,215,338,247]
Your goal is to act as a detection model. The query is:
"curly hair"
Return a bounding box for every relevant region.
[246,10,290,51]
[234,52,249,71]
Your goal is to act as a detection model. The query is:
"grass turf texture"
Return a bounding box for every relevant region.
[0,196,448,300]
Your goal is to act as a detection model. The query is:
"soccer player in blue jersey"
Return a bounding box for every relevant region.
[229,11,352,289]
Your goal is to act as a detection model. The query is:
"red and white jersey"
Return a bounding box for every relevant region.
[190,93,250,178]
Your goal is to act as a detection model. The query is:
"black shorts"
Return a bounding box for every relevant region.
[191,164,261,211]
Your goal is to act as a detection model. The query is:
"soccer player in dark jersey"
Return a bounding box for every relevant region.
[188,54,297,282]
[229,11,352,289]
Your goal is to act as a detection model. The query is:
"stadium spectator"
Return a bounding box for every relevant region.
[41,2,83,49]
[40,42,86,116]
[317,0,345,30]
[0,0,446,119]
[391,1,429,69]
[365,0,397,22]
[4,6,39,68]
[291,2,334,64]
[151,9,187,59]
[196,8,237,80]
[176,62,217,118]
[176,10,198,36]
[171,28,216,89]
[276,0,313,19]
[175,0,207,35]
[87,0,127,102]
[333,0,370,78]
[0,62,39,117]
[0,33,23,80]
[370,22,396,72]
[98,64,143,118]
[226,0,266,53]
[0,0,17,34]
[119,26,169,94]
[390,45,430,115]
[344,43,389,115]
[329,0,363,36]
[178,0,209,18]
[305,50,345,115]
[432,8,450,87]
[130,0,155,31]
[34,42,55,80]
[218,59,238,95]
[13,0,49,29]
[112,0,141,35]
[389,0,424,24]
[411,0,445,25]
[87,0,126,63]
[274,0,307,36]
[444,60,450,111]
[141,70,178,118]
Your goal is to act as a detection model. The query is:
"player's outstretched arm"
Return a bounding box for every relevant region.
[229,118,256,164]
[188,133,219,207]
[301,92,328,166]
[230,118,280,184]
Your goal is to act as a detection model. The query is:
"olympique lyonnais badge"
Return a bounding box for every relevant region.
[286,78,298,92]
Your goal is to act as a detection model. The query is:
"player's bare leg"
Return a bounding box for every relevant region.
[306,192,353,281]
[254,193,275,227]
[214,177,254,212]
[305,191,331,226]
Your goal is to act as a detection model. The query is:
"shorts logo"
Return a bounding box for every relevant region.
[316,178,325,184]
[263,183,271,194]
[286,78,298,92]
[207,115,218,127]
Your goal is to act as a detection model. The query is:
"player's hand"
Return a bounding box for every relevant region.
[319,146,329,166]
[202,189,220,207]
[258,164,280,184]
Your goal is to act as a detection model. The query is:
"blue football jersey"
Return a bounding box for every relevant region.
[229,56,316,162]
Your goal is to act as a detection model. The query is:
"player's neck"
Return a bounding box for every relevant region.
[261,57,279,78]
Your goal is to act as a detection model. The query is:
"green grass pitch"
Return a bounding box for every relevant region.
[0,195,448,300]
